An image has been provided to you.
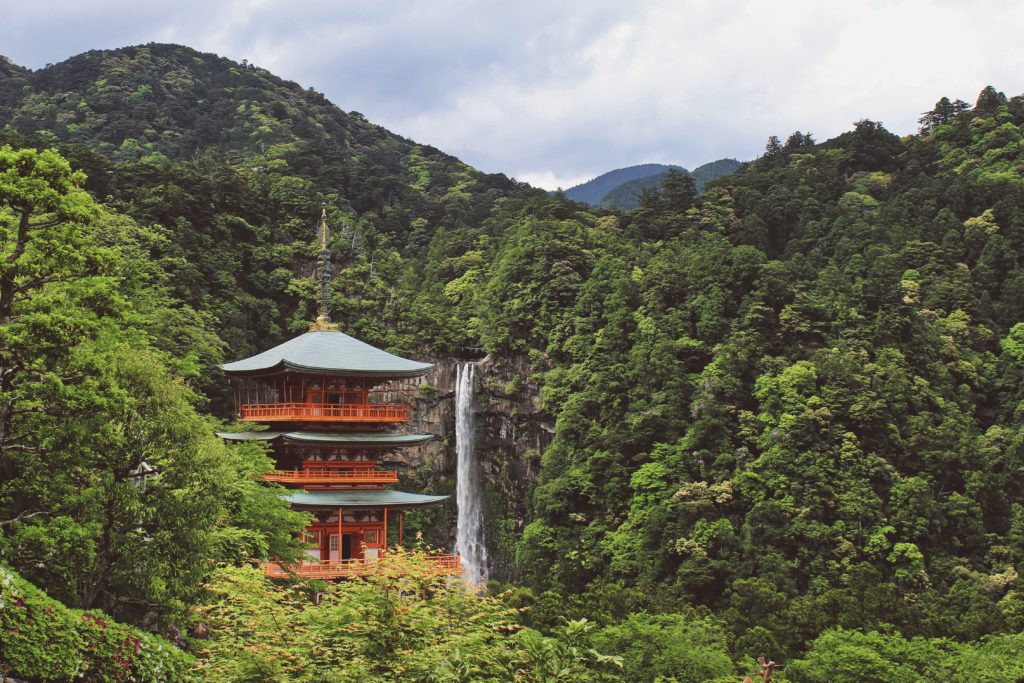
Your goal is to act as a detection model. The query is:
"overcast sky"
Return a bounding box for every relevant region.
[4,0,1024,189]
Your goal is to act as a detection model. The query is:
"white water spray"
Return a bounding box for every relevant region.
[454,362,487,585]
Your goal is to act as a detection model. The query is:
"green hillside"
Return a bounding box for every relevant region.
[0,43,541,395]
[0,564,196,681]
[509,96,1024,657]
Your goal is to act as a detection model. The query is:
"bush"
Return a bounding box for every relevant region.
[0,565,196,682]
[590,611,734,682]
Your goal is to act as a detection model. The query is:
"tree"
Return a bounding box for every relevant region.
[785,131,815,149]
[192,560,623,681]
[919,97,974,134]
[590,611,733,682]
[975,85,1008,113]
[659,169,697,214]
[0,146,305,624]
[918,96,955,134]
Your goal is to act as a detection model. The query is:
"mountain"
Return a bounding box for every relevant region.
[0,43,537,214]
[0,43,542,369]
[597,157,743,209]
[565,158,742,209]
[513,94,1024,660]
[564,163,678,205]
[689,156,744,187]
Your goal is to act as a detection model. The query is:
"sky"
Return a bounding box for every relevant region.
[4,0,1024,190]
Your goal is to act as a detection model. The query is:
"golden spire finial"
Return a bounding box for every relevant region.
[310,202,339,331]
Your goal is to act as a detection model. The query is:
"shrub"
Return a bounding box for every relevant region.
[0,565,196,682]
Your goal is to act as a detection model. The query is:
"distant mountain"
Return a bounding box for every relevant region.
[597,158,743,210]
[690,157,744,187]
[595,167,681,209]
[565,159,743,210]
[564,163,679,205]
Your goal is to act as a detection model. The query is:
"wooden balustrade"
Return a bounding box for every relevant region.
[240,402,409,423]
[262,467,398,486]
[264,554,462,579]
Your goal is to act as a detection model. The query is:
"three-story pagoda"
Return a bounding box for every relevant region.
[219,207,459,578]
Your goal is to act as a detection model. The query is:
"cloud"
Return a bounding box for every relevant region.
[382,0,1024,186]
[3,0,1024,189]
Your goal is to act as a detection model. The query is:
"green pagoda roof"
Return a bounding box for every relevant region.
[216,431,435,446]
[217,431,280,441]
[283,489,449,509]
[220,329,434,378]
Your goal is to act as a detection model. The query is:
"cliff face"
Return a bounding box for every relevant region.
[401,354,552,580]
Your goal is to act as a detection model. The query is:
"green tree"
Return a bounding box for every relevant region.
[0,146,305,623]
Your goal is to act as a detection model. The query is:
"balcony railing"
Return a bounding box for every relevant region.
[264,554,462,579]
[263,466,399,486]
[240,402,409,423]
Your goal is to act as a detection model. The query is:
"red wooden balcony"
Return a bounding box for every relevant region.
[264,554,462,579]
[240,402,409,423]
[263,464,399,487]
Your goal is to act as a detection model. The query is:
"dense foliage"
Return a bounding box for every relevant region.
[0,564,197,681]
[4,43,1024,676]
[786,627,1024,682]
[192,556,631,682]
[509,91,1024,660]
[0,145,306,630]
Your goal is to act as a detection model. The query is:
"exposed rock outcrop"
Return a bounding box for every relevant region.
[399,353,553,580]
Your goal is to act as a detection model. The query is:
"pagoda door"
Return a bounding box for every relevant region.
[328,534,356,561]
[343,534,354,559]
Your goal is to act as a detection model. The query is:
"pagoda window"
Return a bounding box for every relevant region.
[303,530,322,562]
[324,511,383,523]
[347,510,382,523]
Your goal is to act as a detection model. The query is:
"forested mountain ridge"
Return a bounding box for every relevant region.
[0,43,542,387]
[0,42,500,194]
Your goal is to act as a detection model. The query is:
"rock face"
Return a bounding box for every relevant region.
[401,354,553,580]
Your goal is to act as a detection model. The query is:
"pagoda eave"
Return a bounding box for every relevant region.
[283,489,450,511]
[216,431,435,447]
[222,361,434,379]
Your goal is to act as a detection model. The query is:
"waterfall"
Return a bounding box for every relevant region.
[454,362,487,585]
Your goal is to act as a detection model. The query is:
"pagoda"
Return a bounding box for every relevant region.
[219,207,459,579]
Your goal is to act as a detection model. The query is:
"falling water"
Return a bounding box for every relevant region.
[455,362,488,585]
